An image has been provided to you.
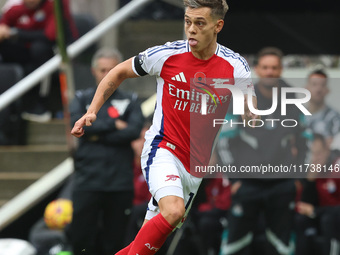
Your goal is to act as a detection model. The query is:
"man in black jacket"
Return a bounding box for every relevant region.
[69,48,144,255]
[218,47,307,255]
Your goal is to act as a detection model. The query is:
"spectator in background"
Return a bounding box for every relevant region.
[0,0,78,122]
[69,47,144,255]
[194,175,230,255]
[125,122,152,245]
[218,47,307,255]
[296,133,340,255]
[304,69,340,146]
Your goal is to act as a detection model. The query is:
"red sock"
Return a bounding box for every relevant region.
[128,213,174,255]
[115,241,134,255]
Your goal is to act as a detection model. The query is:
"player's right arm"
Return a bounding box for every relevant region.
[71,57,139,138]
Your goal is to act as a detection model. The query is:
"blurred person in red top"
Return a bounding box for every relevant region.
[0,0,78,122]
[295,133,340,255]
[0,0,77,67]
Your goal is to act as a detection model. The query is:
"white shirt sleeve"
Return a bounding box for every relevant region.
[233,56,256,97]
[132,42,175,77]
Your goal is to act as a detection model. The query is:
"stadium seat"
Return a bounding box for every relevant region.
[0,64,25,145]
[0,64,24,94]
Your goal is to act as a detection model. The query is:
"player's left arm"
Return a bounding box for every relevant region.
[71,58,138,137]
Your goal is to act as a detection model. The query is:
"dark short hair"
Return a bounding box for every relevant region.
[308,69,328,79]
[91,48,123,68]
[257,47,284,61]
[183,0,229,19]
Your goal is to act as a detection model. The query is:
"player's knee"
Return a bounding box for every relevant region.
[162,206,185,226]
[159,196,185,226]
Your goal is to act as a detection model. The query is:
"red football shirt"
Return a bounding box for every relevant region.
[133,40,254,177]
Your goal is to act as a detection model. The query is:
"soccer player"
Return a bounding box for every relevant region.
[71,0,258,254]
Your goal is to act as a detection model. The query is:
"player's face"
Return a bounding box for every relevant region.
[92,57,119,85]
[306,74,328,105]
[23,0,42,10]
[184,7,223,59]
[255,55,282,87]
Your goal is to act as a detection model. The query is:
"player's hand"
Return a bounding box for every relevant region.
[243,110,260,128]
[231,181,242,195]
[0,24,11,41]
[115,119,128,130]
[71,113,97,138]
[296,202,315,217]
[242,95,260,128]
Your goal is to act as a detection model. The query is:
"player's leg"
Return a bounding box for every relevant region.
[117,148,201,255]
[159,195,186,226]
[126,195,183,255]
[127,148,187,255]
[115,146,181,255]
[126,182,200,255]
[116,195,185,255]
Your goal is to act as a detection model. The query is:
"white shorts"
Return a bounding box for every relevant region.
[141,147,202,228]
